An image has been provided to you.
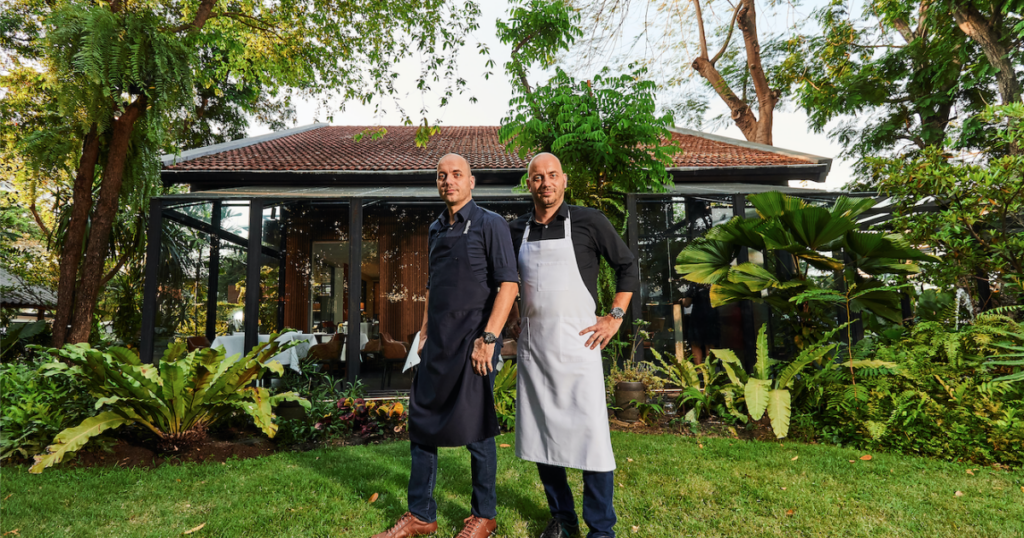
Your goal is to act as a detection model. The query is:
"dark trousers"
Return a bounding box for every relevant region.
[537,463,616,538]
[408,438,497,523]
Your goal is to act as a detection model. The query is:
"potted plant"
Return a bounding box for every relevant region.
[605,320,663,423]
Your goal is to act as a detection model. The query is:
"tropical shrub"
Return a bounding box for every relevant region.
[651,352,746,426]
[802,315,1024,465]
[713,325,893,439]
[28,332,309,473]
[324,398,407,439]
[0,359,97,460]
[494,362,517,431]
[676,192,936,349]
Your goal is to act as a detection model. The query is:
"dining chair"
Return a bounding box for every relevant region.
[186,336,212,352]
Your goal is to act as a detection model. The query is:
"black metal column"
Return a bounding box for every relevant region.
[205,200,222,342]
[733,194,757,371]
[277,205,289,332]
[139,198,164,364]
[346,198,363,384]
[626,194,641,327]
[244,199,263,355]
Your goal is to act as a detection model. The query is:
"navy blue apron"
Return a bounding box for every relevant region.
[409,213,501,447]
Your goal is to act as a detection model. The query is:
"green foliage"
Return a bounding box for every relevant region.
[28,332,309,473]
[493,362,518,432]
[326,398,408,440]
[676,191,935,348]
[605,321,665,401]
[784,0,1016,176]
[866,105,1024,300]
[802,316,1024,465]
[649,351,746,426]
[0,359,98,460]
[500,64,678,228]
[1,321,46,360]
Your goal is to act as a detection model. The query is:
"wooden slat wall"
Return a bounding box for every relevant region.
[282,203,431,344]
[377,217,429,344]
[281,206,351,331]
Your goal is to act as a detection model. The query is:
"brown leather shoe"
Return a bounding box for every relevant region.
[370,512,437,538]
[455,515,497,538]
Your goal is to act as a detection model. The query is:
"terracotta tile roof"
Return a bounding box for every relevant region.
[166,126,531,171]
[165,126,815,172]
[666,132,812,167]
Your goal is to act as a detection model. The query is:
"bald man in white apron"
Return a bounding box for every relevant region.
[507,153,638,538]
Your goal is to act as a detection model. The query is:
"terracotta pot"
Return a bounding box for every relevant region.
[275,400,307,421]
[613,381,645,423]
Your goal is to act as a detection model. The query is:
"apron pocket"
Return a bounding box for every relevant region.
[537,261,572,291]
[517,318,531,362]
[559,317,602,363]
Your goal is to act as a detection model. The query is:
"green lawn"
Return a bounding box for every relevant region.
[1,432,1021,537]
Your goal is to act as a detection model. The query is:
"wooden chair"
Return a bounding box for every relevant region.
[186,336,211,352]
[308,333,346,378]
[379,332,409,389]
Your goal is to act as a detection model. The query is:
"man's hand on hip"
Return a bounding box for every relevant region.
[580,315,623,350]
[471,337,495,376]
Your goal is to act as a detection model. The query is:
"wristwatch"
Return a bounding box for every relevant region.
[608,307,625,320]
[482,331,498,344]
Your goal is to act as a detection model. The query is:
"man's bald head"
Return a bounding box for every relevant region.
[527,152,561,177]
[438,153,472,177]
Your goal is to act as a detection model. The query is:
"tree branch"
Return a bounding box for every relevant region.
[692,0,710,60]
[29,199,51,237]
[170,0,218,32]
[710,4,741,66]
[100,250,132,287]
[736,0,777,144]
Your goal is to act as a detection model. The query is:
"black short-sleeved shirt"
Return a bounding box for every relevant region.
[509,202,639,308]
[427,199,519,291]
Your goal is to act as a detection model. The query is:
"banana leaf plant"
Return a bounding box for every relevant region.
[28,331,309,474]
[675,192,937,347]
[709,325,894,438]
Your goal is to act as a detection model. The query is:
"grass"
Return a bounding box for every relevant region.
[2,431,1022,537]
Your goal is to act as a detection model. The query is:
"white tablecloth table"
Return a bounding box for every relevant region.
[210,333,317,373]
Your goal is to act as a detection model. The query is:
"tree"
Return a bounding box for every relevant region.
[865,105,1024,308]
[569,0,792,145]
[1,0,483,347]
[497,0,679,310]
[786,0,1023,175]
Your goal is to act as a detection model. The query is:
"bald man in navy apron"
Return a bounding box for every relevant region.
[372,154,519,538]
[506,153,638,538]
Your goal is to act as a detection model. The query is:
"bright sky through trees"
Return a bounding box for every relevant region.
[249,0,855,189]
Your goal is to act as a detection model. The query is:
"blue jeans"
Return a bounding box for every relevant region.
[408,438,497,522]
[537,463,616,538]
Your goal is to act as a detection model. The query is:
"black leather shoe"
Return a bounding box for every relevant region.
[538,518,580,538]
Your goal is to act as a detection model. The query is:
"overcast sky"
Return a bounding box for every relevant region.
[250,0,854,190]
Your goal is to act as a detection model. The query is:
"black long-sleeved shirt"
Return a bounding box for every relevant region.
[509,202,639,310]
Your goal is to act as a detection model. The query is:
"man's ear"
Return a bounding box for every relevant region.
[470,175,476,189]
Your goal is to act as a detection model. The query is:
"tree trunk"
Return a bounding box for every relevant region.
[66,97,147,344]
[53,124,100,348]
[953,4,1021,106]
[690,0,776,145]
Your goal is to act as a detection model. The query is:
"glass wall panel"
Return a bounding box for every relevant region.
[154,202,213,356]
[636,196,745,364]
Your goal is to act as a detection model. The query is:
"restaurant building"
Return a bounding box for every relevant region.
[141,124,835,389]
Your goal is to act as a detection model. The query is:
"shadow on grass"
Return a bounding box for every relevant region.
[284,436,551,535]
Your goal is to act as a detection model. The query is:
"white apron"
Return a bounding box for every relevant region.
[515,212,616,472]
